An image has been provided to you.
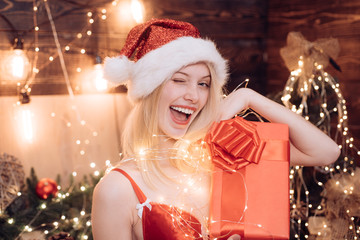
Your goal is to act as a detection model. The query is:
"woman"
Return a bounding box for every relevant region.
[91,19,340,240]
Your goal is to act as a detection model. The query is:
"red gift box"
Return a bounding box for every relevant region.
[205,117,290,240]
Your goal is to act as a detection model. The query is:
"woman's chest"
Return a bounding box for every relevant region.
[146,173,211,222]
[132,171,212,239]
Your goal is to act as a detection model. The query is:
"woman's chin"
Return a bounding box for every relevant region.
[161,129,188,141]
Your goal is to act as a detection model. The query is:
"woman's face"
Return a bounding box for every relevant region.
[158,63,211,139]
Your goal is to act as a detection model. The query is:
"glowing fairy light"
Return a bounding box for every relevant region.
[298,60,304,67]
[24,225,32,232]
[139,149,145,155]
[131,0,144,23]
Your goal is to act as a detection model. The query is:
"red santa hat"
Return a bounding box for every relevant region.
[104,18,228,102]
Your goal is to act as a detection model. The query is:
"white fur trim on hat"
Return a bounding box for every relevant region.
[103,55,134,84]
[105,37,228,102]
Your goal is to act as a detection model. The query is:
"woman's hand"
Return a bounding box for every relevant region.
[227,234,241,240]
[219,88,250,121]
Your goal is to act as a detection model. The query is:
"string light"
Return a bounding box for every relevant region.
[283,56,360,239]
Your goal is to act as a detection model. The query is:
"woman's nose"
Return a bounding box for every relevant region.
[184,84,199,103]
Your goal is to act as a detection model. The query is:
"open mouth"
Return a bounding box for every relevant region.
[170,106,196,125]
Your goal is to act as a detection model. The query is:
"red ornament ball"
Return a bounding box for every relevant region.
[36,178,58,199]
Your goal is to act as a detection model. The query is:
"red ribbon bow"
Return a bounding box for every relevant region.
[205,117,266,171]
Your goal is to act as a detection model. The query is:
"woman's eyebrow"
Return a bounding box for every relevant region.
[174,71,189,76]
[174,71,211,79]
[201,75,211,79]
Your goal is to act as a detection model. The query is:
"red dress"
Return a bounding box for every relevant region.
[113,168,204,240]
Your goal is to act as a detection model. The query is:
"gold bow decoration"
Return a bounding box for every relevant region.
[280,32,340,77]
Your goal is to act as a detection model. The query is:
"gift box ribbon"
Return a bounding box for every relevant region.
[205,117,266,172]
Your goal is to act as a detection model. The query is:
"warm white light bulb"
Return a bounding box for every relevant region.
[94,64,108,92]
[131,0,144,23]
[3,49,30,81]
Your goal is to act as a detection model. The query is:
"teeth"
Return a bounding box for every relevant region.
[171,106,194,115]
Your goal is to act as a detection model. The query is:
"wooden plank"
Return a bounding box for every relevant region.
[148,0,267,38]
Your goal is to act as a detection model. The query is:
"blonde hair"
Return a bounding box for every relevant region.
[120,62,225,185]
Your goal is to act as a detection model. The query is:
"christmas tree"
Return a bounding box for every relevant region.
[0,154,102,240]
[279,32,360,239]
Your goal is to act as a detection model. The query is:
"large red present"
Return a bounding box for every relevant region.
[205,117,290,240]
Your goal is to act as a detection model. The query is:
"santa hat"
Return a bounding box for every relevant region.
[104,18,228,102]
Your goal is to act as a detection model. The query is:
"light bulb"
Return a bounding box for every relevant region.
[131,0,144,23]
[2,49,30,81]
[94,64,108,92]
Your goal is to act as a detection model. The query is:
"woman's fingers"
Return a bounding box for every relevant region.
[227,234,241,240]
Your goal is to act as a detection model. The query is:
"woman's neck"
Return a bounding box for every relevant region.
[157,134,176,149]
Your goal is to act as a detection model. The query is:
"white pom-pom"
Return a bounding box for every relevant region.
[103,56,133,84]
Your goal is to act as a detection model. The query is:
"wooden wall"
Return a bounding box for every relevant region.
[267,0,360,148]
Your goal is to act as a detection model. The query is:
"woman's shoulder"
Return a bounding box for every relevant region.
[92,165,141,239]
[94,167,137,201]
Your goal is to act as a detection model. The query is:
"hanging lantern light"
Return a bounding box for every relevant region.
[1,38,30,82]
